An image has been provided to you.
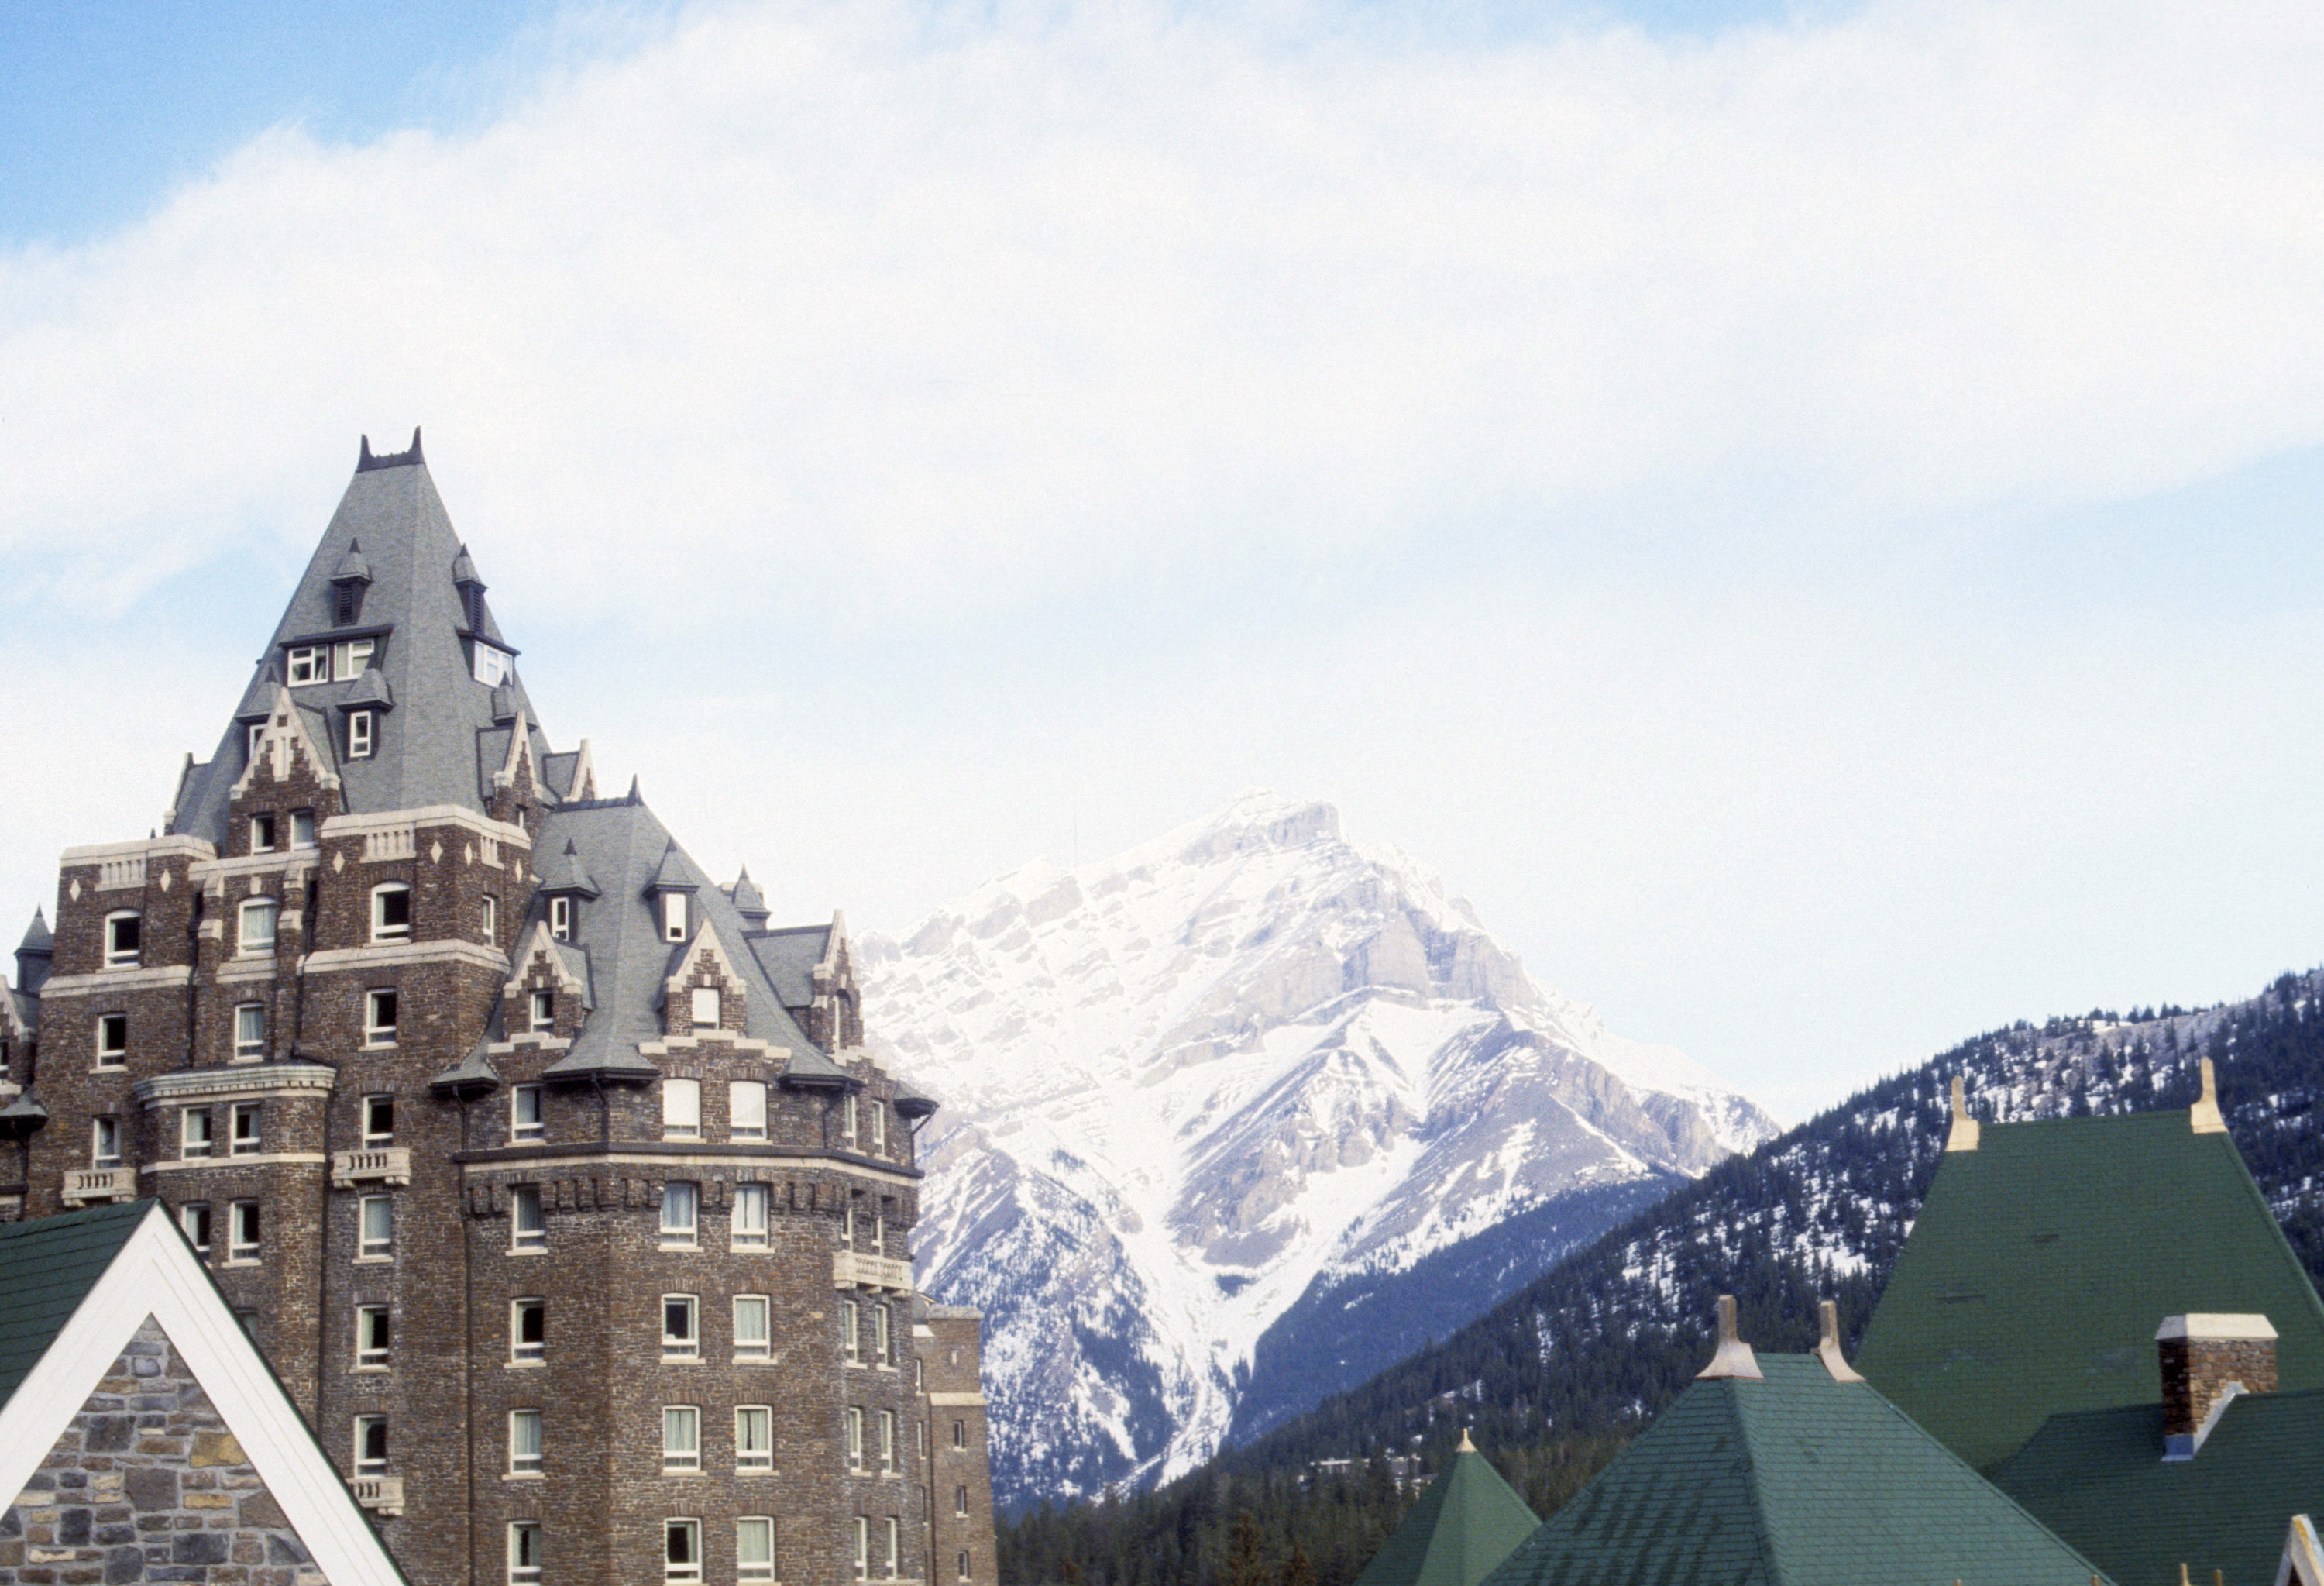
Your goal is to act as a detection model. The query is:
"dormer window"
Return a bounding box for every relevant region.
[662,893,686,942]
[472,644,512,687]
[529,990,554,1033]
[287,646,326,686]
[334,638,375,680]
[247,723,265,761]
[548,896,572,941]
[349,710,375,759]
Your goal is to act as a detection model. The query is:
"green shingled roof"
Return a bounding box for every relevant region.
[1991,1385,2324,1586]
[1856,1108,2324,1472]
[0,1199,154,1411]
[1353,1442,1539,1586]
[1480,1356,2109,1586]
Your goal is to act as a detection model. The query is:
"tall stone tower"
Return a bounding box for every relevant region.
[0,433,994,1586]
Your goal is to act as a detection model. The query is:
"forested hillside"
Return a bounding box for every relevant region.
[999,970,2324,1586]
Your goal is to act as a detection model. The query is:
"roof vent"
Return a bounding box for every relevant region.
[356,428,425,473]
[2159,1312,2275,1460]
[1697,1295,1762,1381]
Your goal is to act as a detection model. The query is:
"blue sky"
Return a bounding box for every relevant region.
[4,0,2322,1121]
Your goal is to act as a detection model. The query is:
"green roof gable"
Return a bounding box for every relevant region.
[1992,1385,2324,1586]
[1481,1357,2109,1586]
[0,1199,154,1411]
[1856,1104,2324,1472]
[1353,1440,1540,1586]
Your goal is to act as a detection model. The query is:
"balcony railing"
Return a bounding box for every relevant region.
[363,827,416,862]
[61,1167,138,1205]
[332,1147,414,1189]
[351,1476,404,1515]
[98,856,147,889]
[834,1250,914,1292]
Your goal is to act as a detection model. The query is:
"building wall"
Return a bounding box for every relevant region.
[920,1309,997,1586]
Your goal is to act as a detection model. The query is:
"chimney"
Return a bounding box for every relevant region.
[1817,1299,1865,1383]
[1697,1295,1762,1381]
[2158,1313,2275,1460]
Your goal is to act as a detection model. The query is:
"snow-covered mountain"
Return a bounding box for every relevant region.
[858,793,1780,1502]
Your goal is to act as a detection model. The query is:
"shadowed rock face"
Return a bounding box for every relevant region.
[864,792,1781,1505]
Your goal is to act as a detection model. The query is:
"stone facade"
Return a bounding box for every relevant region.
[918,1309,996,1586]
[0,1319,327,1586]
[2159,1316,2280,1439]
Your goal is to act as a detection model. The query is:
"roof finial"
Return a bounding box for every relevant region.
[2191,1057,2227,1134]
[627,774,642,804]
[1946,1075,1981,1153]
[1456,1427,1474,1453]
[1697,1295,1762,1381]
[1817,1299,1864,1383]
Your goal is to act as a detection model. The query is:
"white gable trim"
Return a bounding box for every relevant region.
[232,687,342,799]
[0,1206,405,1586]
[504,920,586,999]
[2281,1515,2324,1586]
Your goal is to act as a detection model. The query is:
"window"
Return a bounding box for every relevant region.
[238,900,277,956]
[348,710,375,759]
[248,723,266,761]
[731,1082,767,1141]
[91,1116,120,1167]
[95,1013,127,1066]
[665,1520,703,1586]
[181,1107,215,1158]
[690,986,720,1030]
[365,989,399,1044]
[507,1522,542,1586]
[884,1519,900,1579]
[334,638,374,680]
[333,583,363,627]
[732,1184,770,1251]
[916,1419,927,1455]
[528,989,553,1032]
[874,1306,892,1366]
[359,1195,393,1259]
[287,646,325,686]
[954,1487,968,1517]
[511,1085,545,1143]
[959,1550,972,1582]
[841,1301,860,1364]
[511,1299,545,1364]
[662,1295,699,1359]
[867,1210,884,1255]
[734,1406,774,1472]
[662,1079,700,1141]
[662,892,687,941]
[734,1295,771,1361]
[473,643,511,687]
[548,895,571,941]
[292,810,318,847]
[232,1102,261,1154]
[370,884,411,941]
[481,893,498,940]
[871,1102,887,1151]
[104,912,141,967]
[511,1185,545,1251]
[250,814,277,852]
[845,1409,864,1471]
[878,1409,896,1471]
[356,1305,390,1368]
[951,1420,964,1451]
[844,1093,859,1144]
[508,1409,542,1476]
[843,1202,855,1250]
[853,1517,869,1581]
[363,1095,394,1147]
[180,1202,212,1255]
[660,1182,699,1245]
[232,1002,266,1060]
[737,1519,775,1584]
[354,1416,388,1477]
[230,1201,261,1261]
[662,1405,700,1471]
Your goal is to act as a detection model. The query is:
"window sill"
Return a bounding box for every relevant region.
[659,1241,700,1253]
[661,1355,703,1366]
[360,1041,399,1052]
[352,1364,389,1374]
[354,1254,394,1265]
[507,1246,547,1257]
[91,1065,127,1075]
[506,1359,545,1370]
[734,1354,777,1366]
[504,1471,544,1482]
[223,1257,262,1268]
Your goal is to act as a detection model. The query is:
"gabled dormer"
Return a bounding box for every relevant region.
[538,839,601,943]
[647,841,703,944]
[328,539,372,627]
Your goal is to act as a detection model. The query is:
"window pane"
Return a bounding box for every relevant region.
[662,1079,700,1137]
[737,1519,773,1574]
[731,1082,768,1137]
[660,1182,698,1236]
[734,1296,770,1349]
[691,986,720,1028]
[733,1184,769,1245]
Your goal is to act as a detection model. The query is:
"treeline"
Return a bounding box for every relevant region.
[1000,972,2324,1586]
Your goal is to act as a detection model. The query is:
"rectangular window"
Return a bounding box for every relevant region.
[233,1001,267,1060]
[180,1202,211,1255]
[528,989,554,1032]
[232,1102,262,1154]
[511,1184,545,1251]
[662,892,687,941]
[371,886,411,941]
[844,1093,859,1143]
[662,1079,700,1141]
[959,1550,972,1582]
[181,1106,215,1159]
[871,1101,887,1151]
[737,1519,775,1584]
[665,1520,703,1586]
[473,643,511,686]
[731,1081,768,1141]
[292,810,317,847]
[365,989,399,1043]
[354,1416,388,1476]
[239,899,278,955]
[91,1116,120,1167]
[349,710,374,759]
[868,1211,883,1254]
[878,1409,896,1471]
[662,1405,700,1471]
[356,1305,390,1368]
[954,1487,968,1517]
[250,814,277,852]
[508,1522,542,1586]
[874,1306,892,1366]
[334,638,375,680]
[230,1201,261,1261]
[359,1194,393,1259]
[843,1202,855,1250]
[287,646,325,686]
[509,1409,543,1475]
[511,1299,545,1364]
[842,1301,860,1364]
[732,1183,770,1250]
[662,1295,699,1360]
[95,1012,128,1066]
[363,1095,394,1147]
[548,895,571,941]
[248,722,265,761]
[853,1517,868,1581]
[660,1182,698,1245]
[733,1295,771,1361]
[952,1420,964,1451]
[885,1519,900,1579]
[917,1419,927,1456]
[690,986,720,1029]
[481,893,498,940]
[105,913,141,967]
[511,1085,545,1142]
[845,1409,864,1471]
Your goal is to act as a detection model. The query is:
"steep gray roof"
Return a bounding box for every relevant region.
[728,868,768,922]
[747,925,831,1008]
[168,450,557,844]
[16,910,50,957]
[540,840,601,898]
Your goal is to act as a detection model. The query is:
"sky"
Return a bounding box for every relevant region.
[5,0,2324,1123]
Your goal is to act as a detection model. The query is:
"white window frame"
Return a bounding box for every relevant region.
[511,1184,545,1251]
[843,1093,859,1144]
[349,709,375,759]
[952,1419,965,1450]
[354,1415,388,1477]
[874,1306,892,1366]
[370,883,411,942]
[334,637,375,680]
[662,1405,701,1471]
[853,1517,869,1581]
[665,1519,703,1586]
[954,1485,968,1517]
[181,1106,214,1159]
[878,1409,896,1471]
[871,1100,887,1151]
[845,1409,864,1471]
[233,1002,266,1061]
[662,1294,700,1360]
[510,1298,545,1364]
[733,1295,771,1361]
[507,1522,542,1586]
[238,898,278,956]
[231,1101,262,1154]
[731,1183,770,1250]
[249,813,277,852]
[473,642,511,686]
[292,810,317,847]
[662,1079,700,1141]
[508,1409,543,1476]
[481,893,498,940]
[734,1405,774,1471]
[362,1094,394,1147]
[690,986,720,1030]
[548,894,572,941]
[730,1082,767,1141]
[737,1519,775,1584]
[511,1084,545,1143]
[356,1304,390,1368]
[662,891,687,941]
[365,988,399,1044]
[95,1012,127,1066]
[229,1200,261,1262]
[660,1181,699,1246]
[528,989,554,1033]
[180,1202,211,1255]
[842,1300,860,1364]
[959,1550,972,1582]
[885,1518,900,1579]
[358,1194,394,1260]
[287,645,325,686]
[91,1116,120,1167]
[104,911,141,967]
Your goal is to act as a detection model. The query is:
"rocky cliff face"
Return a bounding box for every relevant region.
[859,793,1779,1502]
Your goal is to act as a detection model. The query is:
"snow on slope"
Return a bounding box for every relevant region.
[859,792,1779,1500]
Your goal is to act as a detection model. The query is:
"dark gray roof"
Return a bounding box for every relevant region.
[541,750,586,801]
[648,841,706,893]
[168,456,558,845]
[16,910,50,956]
[747,925,831,1008]
[431,1039,503,1096]
[0,1090,49,1131]
[729,868,768,921]
[331,540,372,582]
[344,665,394,710]
[541,840,601,898]
[0,1200,150,1412]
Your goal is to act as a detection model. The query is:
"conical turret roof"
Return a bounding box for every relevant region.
[1353,1436,1538,1586]
[15,910,50,957]
[729,867,768,918]
[541,839,601,898]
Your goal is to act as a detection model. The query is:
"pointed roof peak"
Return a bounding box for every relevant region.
[356,427,425,473]
[452,542,482,588]
[17,910,51,956]
[541,839,602,899]
[627,774,643,804]
[1456,1427,1474,1453]
[649,841,703,893]
[1351,1425,1538,1586]
[730,867,768,919]
[331,539,372,582]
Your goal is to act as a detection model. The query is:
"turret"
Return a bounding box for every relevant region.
[14,909,51,996]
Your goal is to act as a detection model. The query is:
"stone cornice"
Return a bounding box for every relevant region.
[455,1142,921,1185]
[321,806,532,849]
[40,965,195,997]
[133,1062,339,1106]
[303,940,511,975]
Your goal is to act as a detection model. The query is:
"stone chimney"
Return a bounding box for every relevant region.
[2158,1312,2276,1460]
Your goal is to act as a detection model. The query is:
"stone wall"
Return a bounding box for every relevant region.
[0,1318,326,1586]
